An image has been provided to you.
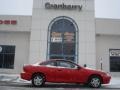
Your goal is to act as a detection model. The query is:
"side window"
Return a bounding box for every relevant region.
[57,61,76,69]
[40,61,56,67]
[46,62,55,66]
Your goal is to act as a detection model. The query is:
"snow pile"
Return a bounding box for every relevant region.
[0,74,19,82]
[0,74,30,83]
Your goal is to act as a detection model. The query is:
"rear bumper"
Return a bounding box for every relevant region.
[102,75,111,84]
[20,72,32,81]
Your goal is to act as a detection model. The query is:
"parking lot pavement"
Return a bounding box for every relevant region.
[0,81,120,90]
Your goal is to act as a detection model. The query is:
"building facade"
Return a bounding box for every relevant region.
[0,0,120,76]
[0,15,31,73]
[30,0,96,68]
[96,18,120,76]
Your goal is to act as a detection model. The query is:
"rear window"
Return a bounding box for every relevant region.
[40,61,56,66]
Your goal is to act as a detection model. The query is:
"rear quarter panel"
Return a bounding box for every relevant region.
[29,65,56,82]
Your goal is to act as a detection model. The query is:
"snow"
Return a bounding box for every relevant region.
[0,74,30,83]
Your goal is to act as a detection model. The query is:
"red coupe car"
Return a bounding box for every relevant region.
[21,59,111,88]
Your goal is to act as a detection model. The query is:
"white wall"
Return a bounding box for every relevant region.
[0,32,30,74]
[0,15,31,74]
[96,18,120,35]
[96,18,120,76]
[96,35,120,76]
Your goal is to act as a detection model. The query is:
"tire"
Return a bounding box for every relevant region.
[88,76,101,88]
[32,74,45,87]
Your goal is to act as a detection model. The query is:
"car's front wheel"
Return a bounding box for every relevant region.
[32,74,45,87]
[88,76,101,88]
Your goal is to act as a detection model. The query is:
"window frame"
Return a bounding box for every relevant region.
[109,49,120,72]
[47,16,79,63]
[0,45,15,69]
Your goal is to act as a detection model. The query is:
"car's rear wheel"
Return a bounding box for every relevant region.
[32,74,45,87]
[88,76,101,88]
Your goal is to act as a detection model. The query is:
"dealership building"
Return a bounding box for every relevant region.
[0,0,120,76]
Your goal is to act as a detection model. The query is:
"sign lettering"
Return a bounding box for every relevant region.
[0,20,17,25]
[45,2,82,11]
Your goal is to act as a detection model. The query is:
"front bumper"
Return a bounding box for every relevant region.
[102,74,111,84]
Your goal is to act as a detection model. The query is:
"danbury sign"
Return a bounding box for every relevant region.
[45,2,82,11]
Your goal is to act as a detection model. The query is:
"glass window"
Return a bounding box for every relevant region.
[50,43,62,54]
[4,46,15,53]
[110,57,120,72]
[40,61,56,66]
[0,54,3,68]
[0,45,15,69]
[47,16,78,63]
[110,49,120,72]
[63,43,75,55]
[50,56,64,59]
[64,32,75,43]
[65,57,75,62]
[57,61,76,69]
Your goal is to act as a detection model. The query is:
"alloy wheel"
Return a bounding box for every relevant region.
[89,76,101,88]
[32,74,45,87]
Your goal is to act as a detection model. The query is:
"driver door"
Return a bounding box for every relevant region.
[55,60,79,83]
